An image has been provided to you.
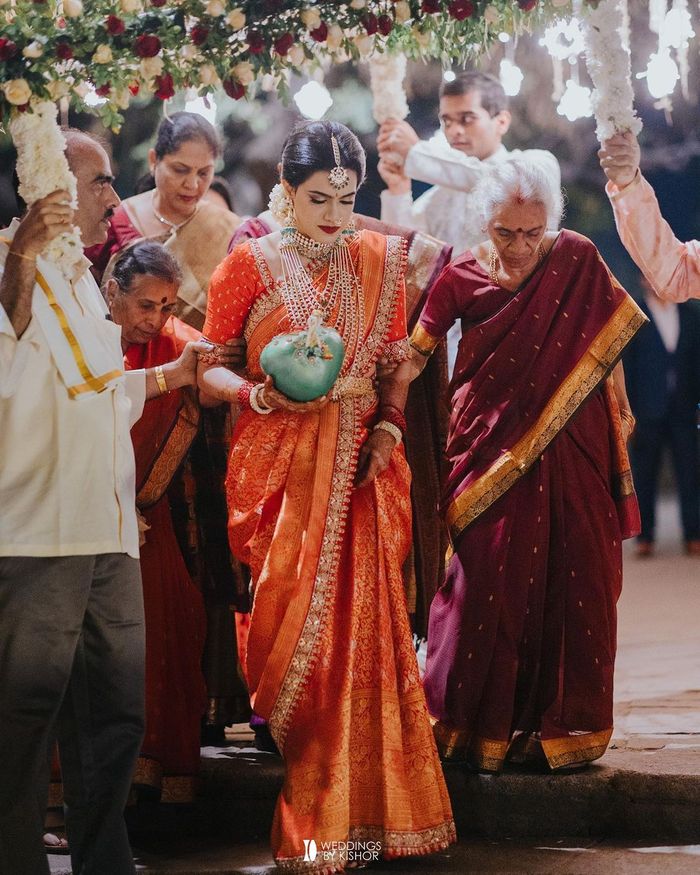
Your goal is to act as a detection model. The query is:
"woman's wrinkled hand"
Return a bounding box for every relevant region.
[259,374,329,413]
[355,428,397,489]
[218,337,246,370]
[598,132,640,189]
[174,340,216,387]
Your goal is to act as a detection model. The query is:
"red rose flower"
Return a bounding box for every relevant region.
[421,0,441,12]
[105,15,125,35]
[223,78,245,100]
[274,33,294,56]
[0,38,19,61]
[361,13,378,35]
[95,83,111,97]
[154,73,175,100]
[517,0,538,10]
[151,0,168,6]
[448,0,474,19]
[56,41,74,61]
[246,29,265,53]
[378,14,393,36]
[17,103,30,112]
[128,81,140,95]
[310,22,328,42]
[190,24,210,46]
[134,34,162,58]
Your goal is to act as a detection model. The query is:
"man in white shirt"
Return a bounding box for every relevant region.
[0,130,206,875]
[377,72,559,372]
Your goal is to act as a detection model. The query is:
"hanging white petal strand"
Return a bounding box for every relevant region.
[578,0,642,142]
[10,102,83,278]
[368,52,409,124]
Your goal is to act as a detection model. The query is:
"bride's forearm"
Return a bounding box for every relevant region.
[197,361,247,403]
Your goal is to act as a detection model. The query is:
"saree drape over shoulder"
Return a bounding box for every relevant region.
[203,230,455,871]
[413,230,646,771]
[125,317,207,801]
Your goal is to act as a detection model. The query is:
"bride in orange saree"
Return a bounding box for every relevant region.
[198,121,454,872]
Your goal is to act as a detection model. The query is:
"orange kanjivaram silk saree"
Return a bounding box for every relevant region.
[203,230,455,872]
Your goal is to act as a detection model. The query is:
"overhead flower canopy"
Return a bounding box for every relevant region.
[1,0,647,275]
[1,0,585,128]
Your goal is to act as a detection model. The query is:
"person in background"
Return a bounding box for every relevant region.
[401,158,645,772]
[89,112,250,742]
[0,129,208,875]
[203,175,235,213]
[377,71,559,372]
[622,277,700,556]
[599,131,700,303]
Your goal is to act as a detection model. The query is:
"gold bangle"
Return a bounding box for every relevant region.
[8,248,36,263]
[154,364,169,395]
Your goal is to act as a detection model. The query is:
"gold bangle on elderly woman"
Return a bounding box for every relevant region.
[154,365,169,395]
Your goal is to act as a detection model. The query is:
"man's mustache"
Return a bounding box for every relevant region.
[103,207,115,221]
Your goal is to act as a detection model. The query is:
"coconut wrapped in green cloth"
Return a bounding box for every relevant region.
[260,312,345,402]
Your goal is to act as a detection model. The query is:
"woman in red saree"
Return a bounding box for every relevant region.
[106,242,208,801]
[198,121,454,872]
[407,158,646,772]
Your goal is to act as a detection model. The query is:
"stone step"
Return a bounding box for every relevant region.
[192,736,700,844]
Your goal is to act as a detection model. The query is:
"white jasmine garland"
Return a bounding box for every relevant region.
[10,101,83,278]
[369,52,409,124]
[268,183,294,226]
[578,0,643,141]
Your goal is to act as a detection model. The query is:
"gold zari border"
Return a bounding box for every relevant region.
[446,296,646,539]
[542,728,613,770]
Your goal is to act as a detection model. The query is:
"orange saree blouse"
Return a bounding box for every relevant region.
[203,230,455,871]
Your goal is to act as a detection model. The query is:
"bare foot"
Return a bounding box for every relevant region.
[44,832,69,854]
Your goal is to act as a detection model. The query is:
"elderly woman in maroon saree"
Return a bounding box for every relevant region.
[406,158,646,772]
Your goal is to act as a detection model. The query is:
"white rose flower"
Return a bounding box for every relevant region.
[93,44,113,64]
[120,0,142,12]
[23,41,44,59]
[206,0,225,15]
[327,24,344,50]
[354,34,374,56]
[46,79,70,100]
[394,1,411,23]
[301,8,322,30]
[199,63,219,85]
[139,56,164,79]
[2,78,32,105]
[483,5,500,24]
[226,8,245,29]
[288,44,305,66]
[63,0,83,17]
[350,0,366,8]
[180,44,198,61]
[115,88,131,110]
[232,60,255,85]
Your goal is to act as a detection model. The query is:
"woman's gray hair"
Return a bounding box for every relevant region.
[474,157,564,232]
[110,240,183,292]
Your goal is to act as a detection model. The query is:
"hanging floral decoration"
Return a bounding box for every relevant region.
[0,0,581,130]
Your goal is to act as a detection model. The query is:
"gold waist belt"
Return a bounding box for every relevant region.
[330,376,376,401]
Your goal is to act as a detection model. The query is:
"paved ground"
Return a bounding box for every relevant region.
[49,498,700,874]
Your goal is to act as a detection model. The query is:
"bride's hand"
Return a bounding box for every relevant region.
[260,375,329,413]
[355,428,396,489]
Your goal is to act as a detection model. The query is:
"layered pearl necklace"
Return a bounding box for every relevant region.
[279,226,363,375]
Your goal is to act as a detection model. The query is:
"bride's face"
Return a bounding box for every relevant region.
[284,170,358,244]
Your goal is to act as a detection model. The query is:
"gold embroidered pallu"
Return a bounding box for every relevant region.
[203,230,455,871]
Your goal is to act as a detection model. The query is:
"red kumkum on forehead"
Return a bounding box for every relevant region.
[161,297,168,304]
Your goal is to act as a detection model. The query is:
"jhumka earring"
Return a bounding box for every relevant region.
[268,183,296,228]
[328,134,350,190]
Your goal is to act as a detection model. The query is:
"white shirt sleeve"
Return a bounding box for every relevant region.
[404,140,488,192]
[124,368,146,427]
[0,278,37,400]
[380,189,430,234]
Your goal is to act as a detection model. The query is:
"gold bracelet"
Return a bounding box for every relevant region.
[154,364,169,395]
[8,248,36,263]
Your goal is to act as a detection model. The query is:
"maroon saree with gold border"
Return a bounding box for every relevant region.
[413,230,646,770]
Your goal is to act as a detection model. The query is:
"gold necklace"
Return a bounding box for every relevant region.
[278,226,362,377]
[151,191,198,232]
[489,242,547,287]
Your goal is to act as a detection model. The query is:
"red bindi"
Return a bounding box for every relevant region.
[161,297,168,304]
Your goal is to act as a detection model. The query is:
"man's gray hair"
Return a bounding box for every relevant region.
[474,157,564,232]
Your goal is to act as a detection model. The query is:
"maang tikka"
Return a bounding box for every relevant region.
[328,134,351,190]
